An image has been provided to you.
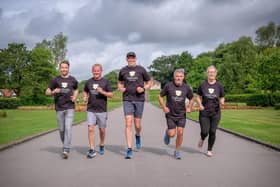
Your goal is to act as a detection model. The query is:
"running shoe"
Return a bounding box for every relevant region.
[125,148,133,159]
[135,135,141,149]
[99,145,105,155]
[174,150,181,160]
[198,139,204,148]
[87,149,97,158]
[207,151,213,157]
[164,130,170,145]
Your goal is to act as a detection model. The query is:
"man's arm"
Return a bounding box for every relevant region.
[186,97,195,113]
[220,97,225,105]
[71,89,79,102]
[97,87,113,98]
[118,81,126,93]
[158,95,170,113]
[45,88,60,96]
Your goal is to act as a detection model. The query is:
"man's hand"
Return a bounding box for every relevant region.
[163,106,170,114]
[119,87,126,93]
[70,95,77,102]
[199,105,205,111]
[83,96,88,103]
[52,88,61,94]
[97,87,105,94]
[136,86,145,93]
[186,107,192,113]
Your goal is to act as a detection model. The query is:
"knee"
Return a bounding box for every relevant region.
[177,129,184,137]
[168,129,176,137]
[88,126,94,133]
[209,129,216,136]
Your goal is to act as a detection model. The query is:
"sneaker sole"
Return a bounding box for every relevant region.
[62,153,68,159]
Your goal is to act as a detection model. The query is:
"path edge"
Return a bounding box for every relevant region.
[188,118,280,152]
[0,120,85,152]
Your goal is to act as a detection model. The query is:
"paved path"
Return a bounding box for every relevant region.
[0,103,280,187]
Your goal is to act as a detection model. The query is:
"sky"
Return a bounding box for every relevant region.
[1,0,280,80]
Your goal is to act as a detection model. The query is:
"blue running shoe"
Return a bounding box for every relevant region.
[164,130,170,145]
[99,145,105,155]
[87,149,97,159]
[125,148,133,159]
[135,135,141,149]
[174,150,181,160]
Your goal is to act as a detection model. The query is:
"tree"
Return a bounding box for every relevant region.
[187,56,212,91]
[255,21,280,50]
[104,70,119,90]
[148,55,179,87]
[35,32,67,67]
[22,47,57,98]
[257,47,280,92]
[0,43,30,96]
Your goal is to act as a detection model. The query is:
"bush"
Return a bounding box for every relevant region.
[19,95,54,106]
[274,103,280,110]
[0,98,20,109]
[0,110,7,117]
[226,93,280,106]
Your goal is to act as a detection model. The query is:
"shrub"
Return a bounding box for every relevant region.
[274,103,280,110]
[0,98,20,109]
[226,93,280,106]
[19,95,54,106]
[0,110,7,117]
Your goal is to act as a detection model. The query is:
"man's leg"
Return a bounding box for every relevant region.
[164,117,176,145]
[97,112,107,155]
[87,112,97,158]
[56,110,65,144]
[134,102,144,149]
[88,125,95,150]
[64,109,74,151]
[134,118,141,136]
[125,115,134,149]
[175,127,184,150]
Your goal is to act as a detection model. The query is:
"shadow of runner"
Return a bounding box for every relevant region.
[41,146,61,155]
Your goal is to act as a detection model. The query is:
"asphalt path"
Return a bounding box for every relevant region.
[0,103,280,187]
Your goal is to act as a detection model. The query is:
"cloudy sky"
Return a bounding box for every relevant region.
[1,0,280,80]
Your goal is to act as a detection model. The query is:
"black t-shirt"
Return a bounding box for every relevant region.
[197,80,225,116]
[84,78,113,113]
[118,65,150,101]
[48,75,78,111]
[160,81,194,119]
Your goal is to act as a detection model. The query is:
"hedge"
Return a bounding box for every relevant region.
[0,98,21,109]
[226,93,280,106]
[0,96,54,109]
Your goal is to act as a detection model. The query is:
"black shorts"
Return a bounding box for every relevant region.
[166,117,186,129]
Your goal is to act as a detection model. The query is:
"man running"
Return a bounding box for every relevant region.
[196,65,225,157]
[83,64,113,158]
[118,51,151,159]
[46,60,79,159]
[158,68,194,159]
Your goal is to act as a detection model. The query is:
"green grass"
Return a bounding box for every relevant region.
[187,109,280,146]
[148,89,280,146]
[0,92,123,146]
[0,110,86,145]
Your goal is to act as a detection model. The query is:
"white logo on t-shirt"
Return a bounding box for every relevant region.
[129,71,135,77]
[175,90,182,96]
[61,82,68,88]
[208,88,214,94]
[92,84,99,90]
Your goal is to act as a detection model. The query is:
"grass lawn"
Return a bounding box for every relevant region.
[0,110,86,145]
[149,89,280,147]
[0,92,123,146]
[187,109,280,147]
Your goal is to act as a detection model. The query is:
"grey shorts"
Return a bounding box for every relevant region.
[123,101,144,118]
[87,112,107,128]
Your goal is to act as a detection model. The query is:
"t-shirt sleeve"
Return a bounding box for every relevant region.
[118,70,124,81]
[105,80,113,92]
[219,84,225,98]
[84,81,89,93]
[73,78,78,90]
[160,84,168,97]
[186,87,194,100]
[197,84,203,96]
[142,68,151,82]
[48,78,57,91]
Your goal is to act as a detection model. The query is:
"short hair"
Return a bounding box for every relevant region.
[173,68,185,76]
[59,60,70,67]
[92,63,103,71]
[207,65,217,73]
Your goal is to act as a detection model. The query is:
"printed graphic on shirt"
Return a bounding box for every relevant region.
[60,82,70,93]
[90,83,99,95]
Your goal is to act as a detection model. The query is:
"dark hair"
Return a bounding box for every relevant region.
[59,60,70,67]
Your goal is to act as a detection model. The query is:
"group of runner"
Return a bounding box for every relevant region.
[45,51,225,160]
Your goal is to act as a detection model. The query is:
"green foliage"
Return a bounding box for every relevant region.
[35,32,67,67]
[255,21,280,50]
[148,51,193,87]
[19,96,53,106]
[226,93,280,106]
[0,98,20,109]
[257,48,280,92]
[104,70,119,90]
[0,110,7,118]
[274,103,280,110]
